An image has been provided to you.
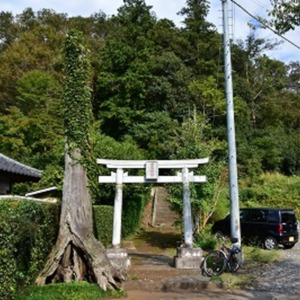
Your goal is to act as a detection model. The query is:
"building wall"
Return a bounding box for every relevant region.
[0,176,10,194]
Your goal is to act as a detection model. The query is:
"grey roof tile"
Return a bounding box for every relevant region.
[0,153,42,178]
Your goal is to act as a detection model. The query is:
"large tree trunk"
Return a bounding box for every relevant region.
[36,149,125,290]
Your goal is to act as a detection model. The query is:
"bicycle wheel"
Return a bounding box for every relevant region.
[202,250,227,277]
[228,252,242,272]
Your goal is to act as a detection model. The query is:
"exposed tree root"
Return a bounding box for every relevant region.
[36,233,125,290]
[36,151,126,291]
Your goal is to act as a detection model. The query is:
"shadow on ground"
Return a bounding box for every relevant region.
[129,252,174,266]
[131,228,181,250]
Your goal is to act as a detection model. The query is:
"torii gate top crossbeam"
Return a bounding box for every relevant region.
[97,158,209,169]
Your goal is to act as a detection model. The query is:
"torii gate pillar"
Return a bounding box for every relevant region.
[112,168,123,247]
[182,167,193,247]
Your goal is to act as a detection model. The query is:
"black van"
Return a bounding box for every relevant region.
[212,208,299,249]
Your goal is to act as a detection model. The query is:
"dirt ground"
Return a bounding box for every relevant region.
[109,228,300,300]
[119,229,204,295]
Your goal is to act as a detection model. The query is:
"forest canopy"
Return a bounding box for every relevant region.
[0,0,299,203]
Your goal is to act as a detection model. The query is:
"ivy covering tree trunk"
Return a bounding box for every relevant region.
[36,30,124,290]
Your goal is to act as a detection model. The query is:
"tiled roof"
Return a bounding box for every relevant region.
[0,153,42,178]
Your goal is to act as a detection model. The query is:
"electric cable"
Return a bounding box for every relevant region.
[231,0,300,50]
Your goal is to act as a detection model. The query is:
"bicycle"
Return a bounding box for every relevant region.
[201,237,243,277]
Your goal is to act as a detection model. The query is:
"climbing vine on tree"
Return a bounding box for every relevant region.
[63,30,93,156]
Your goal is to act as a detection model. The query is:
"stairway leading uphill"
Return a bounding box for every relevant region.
[152,187,179,228]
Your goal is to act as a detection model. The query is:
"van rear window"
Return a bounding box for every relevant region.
[267,210,279,223]
[281,211,296,223]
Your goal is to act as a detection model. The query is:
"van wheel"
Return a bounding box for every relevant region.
[264,236,278,250]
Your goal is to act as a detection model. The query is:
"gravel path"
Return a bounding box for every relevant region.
[116,242,300,300]
[245,239,300,295]
[120,230,300,299]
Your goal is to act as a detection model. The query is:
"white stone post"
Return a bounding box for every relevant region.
[112,168,123,248]
[182,167,193,247]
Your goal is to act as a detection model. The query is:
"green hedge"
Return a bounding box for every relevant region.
[93,205,113,247]
[122,187,148,237]
[0,200,60,300]
[0,197,146,299]
[93,187,148,246]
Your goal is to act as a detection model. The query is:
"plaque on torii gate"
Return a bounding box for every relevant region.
[97,158,209,269]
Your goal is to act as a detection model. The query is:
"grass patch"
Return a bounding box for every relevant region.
[14,282,124,300]
[243,245,281,264]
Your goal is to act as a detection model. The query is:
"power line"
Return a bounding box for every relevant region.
[231,0,300,51]
[248,0,270,11]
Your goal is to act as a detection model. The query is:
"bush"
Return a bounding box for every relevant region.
[93,187,148,246]
[0,200,60,300]
[93,205,113,247]
[0,204,18,299]
[194,227,218,251]
[0,197,144,300]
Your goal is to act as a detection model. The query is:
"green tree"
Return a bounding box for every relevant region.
[95,0,194,143]
[89,126,145,203]
[178,0,220,77]
[16,70,62,115]
[287,61,300,94]
[168,112,227,233]
[188,76,225,121]
[0,11,18,52]
[0,70,64,192]
[233,33,286,126]
[230,33,296,176]
[269,0,300,33]
[129,111,179,159]
[0,9,65,112]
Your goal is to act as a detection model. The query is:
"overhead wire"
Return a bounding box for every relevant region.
[247,0,270,11]
[230,0,300,51]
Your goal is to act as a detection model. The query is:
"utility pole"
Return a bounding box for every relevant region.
[221,0,241,245]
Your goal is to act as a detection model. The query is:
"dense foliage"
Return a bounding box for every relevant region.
[0,200,125,299]
[209,173,300,223]
[93,205,114,247]
[63,29,93,156]
[269,0,300,33]
[239,173,300,216]
[0,0,299,227]
[0,200,59,300]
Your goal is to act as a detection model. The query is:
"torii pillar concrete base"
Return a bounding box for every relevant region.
[174,247,202,269]
[106,248,131,270]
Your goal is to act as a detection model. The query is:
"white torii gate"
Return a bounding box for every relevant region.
[97,158,209,249]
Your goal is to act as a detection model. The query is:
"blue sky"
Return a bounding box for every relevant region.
[2,0,299,63]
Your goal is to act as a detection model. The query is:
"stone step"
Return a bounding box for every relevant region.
[152,187,179,228]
